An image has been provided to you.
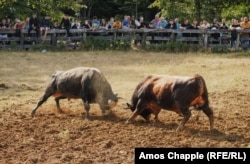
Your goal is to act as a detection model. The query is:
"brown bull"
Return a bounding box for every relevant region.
[126,74,214,131]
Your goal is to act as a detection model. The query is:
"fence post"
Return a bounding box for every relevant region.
[236,31,240,50]
[204,31,208,50]
[141,31,147,47]
[20,30,24,50]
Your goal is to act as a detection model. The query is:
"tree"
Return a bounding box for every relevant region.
[148,0,250,23]
[0,0,84,20]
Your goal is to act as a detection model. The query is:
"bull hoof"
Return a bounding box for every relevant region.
[176,125,184,132]
[125,120,132,124]
[57,109,64,114]
[31,111,35,117]
[84,117,90,121]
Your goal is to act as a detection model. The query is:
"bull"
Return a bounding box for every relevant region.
[125,74,214,131]
[31,67,118,119]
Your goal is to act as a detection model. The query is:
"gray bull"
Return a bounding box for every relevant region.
[31,67,118,119]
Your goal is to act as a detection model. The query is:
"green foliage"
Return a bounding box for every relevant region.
[112,40,131,51]
[148,0,249,22]
[143,41,200,53]
[79,36,132,51]
[80,37,110,51]
[0,0,249,23]
[0,0,82,20]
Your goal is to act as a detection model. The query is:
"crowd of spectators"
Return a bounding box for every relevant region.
[1,13,250,46]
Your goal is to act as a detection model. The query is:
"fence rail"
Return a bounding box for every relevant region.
[0,28,250,50]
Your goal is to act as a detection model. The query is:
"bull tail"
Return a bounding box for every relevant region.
[31,75,57,116]
[194,74,209,109]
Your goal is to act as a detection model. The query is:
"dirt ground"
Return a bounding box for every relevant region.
[0,52,249,163]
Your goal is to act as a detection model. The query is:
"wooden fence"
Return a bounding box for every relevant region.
[0,28,250,50]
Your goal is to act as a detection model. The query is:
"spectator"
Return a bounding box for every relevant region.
[82,18,91,29]
[174,18,180,29]
[137,16,148,29]
[99,19,107,30]
[229,18,241,47]
[156,16,167,29]
[52,20,59,29]
[113,18,122,29]
[60,14,71,37]
[240,16,250,45]
[28,13,40,39]
[189,19,200,43]
[71,18,81,29]
[240,16,250,33]
[106,17,114,30]
[130,15,137,29]
[0,18,11,30]
[6,17,13,29]
[149,14,160,29]
[165,19,177,38]
[135,16,148,45]
[209,19,220,43]
[174,17,182,38]
[24,17,30,30]
[122,15,130,29]
[180,18,191,30]
[0,18,11,43]
[220,18,229,28]
[240,17,244,24]
[12,18,25,37]
[180,18,191,37]
[40,15,51,41]
[199,19,210,30]
[220,18,229,38]
[91,16,100,31]
[166,19,177,29]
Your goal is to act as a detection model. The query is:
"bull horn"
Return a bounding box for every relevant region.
[108,99,113,104]
[123,103,132,110]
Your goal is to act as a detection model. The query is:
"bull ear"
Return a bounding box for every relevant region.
[115,93,123,100]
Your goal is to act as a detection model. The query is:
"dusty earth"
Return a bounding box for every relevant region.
[0,51,250,163]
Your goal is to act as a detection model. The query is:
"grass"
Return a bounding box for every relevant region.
[0,51,249,109]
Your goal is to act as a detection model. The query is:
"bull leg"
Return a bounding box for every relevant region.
[152,107,161,122]
[31,92,52,117]
[176,107,191,131]
[202,106,214,131]
[83,101,90,120]
[126,99,146,124]
[55,96,66,113]
[100,104,106,116]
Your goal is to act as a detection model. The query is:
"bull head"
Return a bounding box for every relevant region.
[107,94,123,109]
[108,99,118,109]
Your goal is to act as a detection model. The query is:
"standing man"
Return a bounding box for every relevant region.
[60,14,71,37]
[28,13,40,39]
